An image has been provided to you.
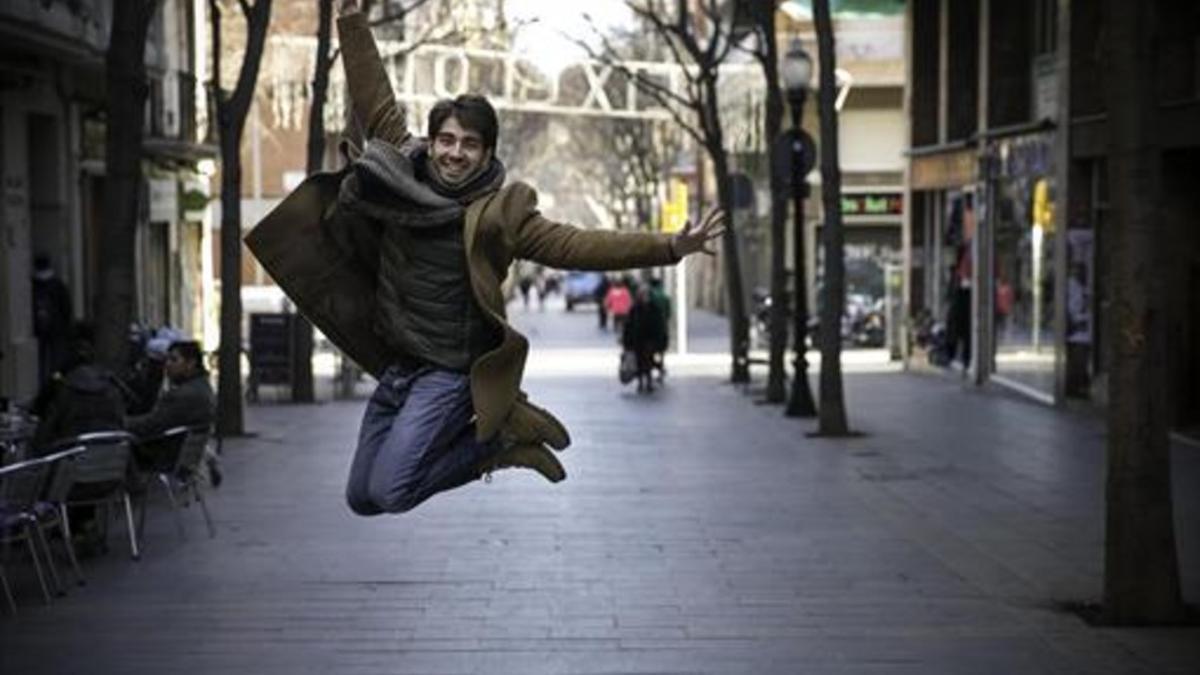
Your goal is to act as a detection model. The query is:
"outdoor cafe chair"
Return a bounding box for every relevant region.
[0,456,58,611]
[134,426,217,540]
[50,431,141,561]
[0,560,13,614]
[35,447,92,587]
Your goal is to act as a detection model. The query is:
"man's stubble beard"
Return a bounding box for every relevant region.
[431,150,491,188]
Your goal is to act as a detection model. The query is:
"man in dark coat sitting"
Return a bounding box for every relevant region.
[31,323,125,454]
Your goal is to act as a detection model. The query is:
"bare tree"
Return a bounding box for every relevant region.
[570,116,682,232]
[589,0,753,383]
[744,1,788,403]
[1100,0,1185,625]
[812,0,850,435]
[806,0,854,432]
[212,0,274,435]
[286,0,340,404]
[94,0,161,369]
[556,24,682,234]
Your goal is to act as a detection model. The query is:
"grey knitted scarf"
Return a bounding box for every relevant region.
[339,138,506,229]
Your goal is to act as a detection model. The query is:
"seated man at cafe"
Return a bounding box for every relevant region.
[126,340,219,484]
[31,322,126,455]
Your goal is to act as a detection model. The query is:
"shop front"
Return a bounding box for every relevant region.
[904,146,979,369]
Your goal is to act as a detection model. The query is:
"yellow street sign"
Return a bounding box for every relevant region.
[1032,178,1055,233]
[661,179,688,233]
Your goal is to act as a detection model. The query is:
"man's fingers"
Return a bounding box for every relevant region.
[703,215,727,237]
[675,209,727,257]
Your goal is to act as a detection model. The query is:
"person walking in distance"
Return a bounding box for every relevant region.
[623,286,667,393]
[647,277,671,381]
[594,274,612,330]
[605,278,633,335]
[244,0,726,516]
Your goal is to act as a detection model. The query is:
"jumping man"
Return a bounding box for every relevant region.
[245,0,725,515]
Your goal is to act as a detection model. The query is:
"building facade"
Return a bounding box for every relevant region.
[0,0,215,401]
[902,0,1200,434]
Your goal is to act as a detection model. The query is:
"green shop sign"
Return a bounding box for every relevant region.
[841,193,903,216]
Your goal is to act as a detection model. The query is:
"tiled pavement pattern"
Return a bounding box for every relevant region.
[2,306,1198,674]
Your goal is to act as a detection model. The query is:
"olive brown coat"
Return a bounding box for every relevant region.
[244,12,678,442]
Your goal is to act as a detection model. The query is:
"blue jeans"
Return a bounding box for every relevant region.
[345,365,499,515]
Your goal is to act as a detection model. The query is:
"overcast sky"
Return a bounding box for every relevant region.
[504,0,632,76]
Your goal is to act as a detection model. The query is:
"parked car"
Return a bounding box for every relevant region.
[564,271,604,311]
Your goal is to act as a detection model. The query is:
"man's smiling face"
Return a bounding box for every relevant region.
[430,115,491,186]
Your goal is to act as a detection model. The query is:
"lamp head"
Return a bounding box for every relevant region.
[781,38,813,99]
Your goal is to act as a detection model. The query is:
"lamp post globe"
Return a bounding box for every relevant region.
[781,38,813,102]
[783,38,817,418]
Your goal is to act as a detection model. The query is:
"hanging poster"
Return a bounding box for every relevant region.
[1066,230,1093,345]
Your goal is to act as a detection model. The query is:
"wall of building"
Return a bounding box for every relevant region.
[0,0,216,400]
[0,1,108,400]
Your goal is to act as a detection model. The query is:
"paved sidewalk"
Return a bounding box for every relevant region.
[2,309,1198,674]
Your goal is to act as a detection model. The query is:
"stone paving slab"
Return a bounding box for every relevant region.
[2,308,1198,674]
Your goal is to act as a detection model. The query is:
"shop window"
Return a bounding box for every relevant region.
[988,0,1033,127]
[909,193,928,314]
[142,221,171,327]
[28,114,67,271]
[946,0,979,141]
[990,134,1058,396]
[1033,0,1057,57]
[910,0,940,147]
[1069,0,1104,117]
[1156,0,1200,103]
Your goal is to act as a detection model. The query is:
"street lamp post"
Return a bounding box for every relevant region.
[782,40,817,418]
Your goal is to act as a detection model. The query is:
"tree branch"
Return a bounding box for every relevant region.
[368,0,436,25]
[228,0,273,122]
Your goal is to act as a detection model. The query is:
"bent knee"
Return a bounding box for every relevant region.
[345,489,385,517]
[367,484,420,514]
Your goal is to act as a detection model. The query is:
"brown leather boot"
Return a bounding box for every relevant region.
[479,442,567,483]
[503,397,570,450]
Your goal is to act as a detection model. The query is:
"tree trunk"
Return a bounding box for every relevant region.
[290,0,337,404]
[812,0,850,436]
[755,4,788,404]
[214,0,274,436]
[701,79,749,384]
[217,136,245,434]
[95,0,159,370]
[1101,0,1185,625]
[711,148,750,384]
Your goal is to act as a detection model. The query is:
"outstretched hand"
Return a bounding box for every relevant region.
[672,208,727,258]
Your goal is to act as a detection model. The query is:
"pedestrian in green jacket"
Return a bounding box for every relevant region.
[244,0,725,516]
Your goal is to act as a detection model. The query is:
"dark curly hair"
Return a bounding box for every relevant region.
[427,94,498,151]
[168,340,206,373]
